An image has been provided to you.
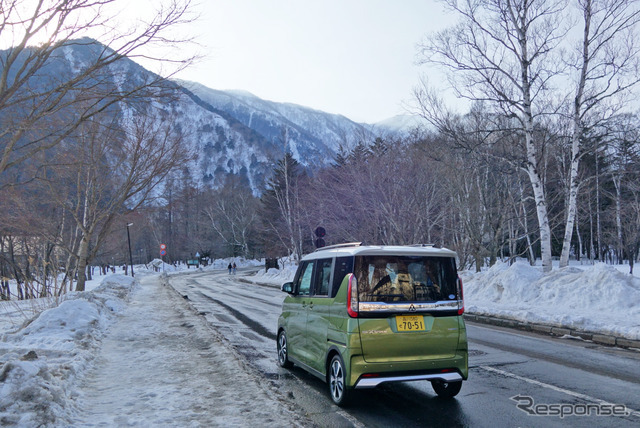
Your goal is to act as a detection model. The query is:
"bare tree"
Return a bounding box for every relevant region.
[415,110,523,270]
[203,176,260,258]
[604,114,640,270]
[621,184,640,274]
[558,0,640,267]
[261,131,306,260]
[417,0,571,272]
[0,0,197,179]
[302,136,452,251]
[38,112,192,291]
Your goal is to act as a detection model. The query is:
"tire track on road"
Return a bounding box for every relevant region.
[195,290,277,341]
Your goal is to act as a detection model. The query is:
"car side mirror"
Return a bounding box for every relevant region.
[281,282,294,294]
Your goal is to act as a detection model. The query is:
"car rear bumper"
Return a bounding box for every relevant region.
[347,351,468,389]
[355,371,464,388]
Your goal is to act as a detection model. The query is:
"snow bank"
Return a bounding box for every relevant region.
[251,265,297,286]
[0,275,136,426]
[462,261,640,340]
[247,258,298,286]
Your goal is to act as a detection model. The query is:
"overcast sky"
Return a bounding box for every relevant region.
[175,0,456,123]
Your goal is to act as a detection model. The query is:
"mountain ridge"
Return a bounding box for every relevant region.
[2,38,417,193]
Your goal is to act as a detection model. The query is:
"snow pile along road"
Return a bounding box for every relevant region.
[0,272,305,427]
[461,261,640,340]
[0,275,136,426]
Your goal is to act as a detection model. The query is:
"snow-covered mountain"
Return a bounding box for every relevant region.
[53,41,284,193]
[2,39,415,193]
[371,114,429,135]
[179,81,372,165]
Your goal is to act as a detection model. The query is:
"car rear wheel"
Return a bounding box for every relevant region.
[431,380,462,398]
[277,330,293,368]
[328,355,351,406]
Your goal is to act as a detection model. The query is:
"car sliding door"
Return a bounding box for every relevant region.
[305,258,333,373]
[287,260,314,364]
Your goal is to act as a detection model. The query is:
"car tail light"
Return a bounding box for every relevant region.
[457,276,464,315]
[347,273,358,318]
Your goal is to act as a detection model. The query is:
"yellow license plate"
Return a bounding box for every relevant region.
[396,315,425,332]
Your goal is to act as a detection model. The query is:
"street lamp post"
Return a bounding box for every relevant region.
[126,223,134,277]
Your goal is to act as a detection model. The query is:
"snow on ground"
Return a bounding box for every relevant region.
[0,269,303,427]
[0,275,137,426]
[69,274,301,427]
[1,255,639,425]
[248,263,298,287]
[460,260,640,340]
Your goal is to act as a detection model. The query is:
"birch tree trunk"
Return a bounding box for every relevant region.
[614,175,623,263]
[559,126,582,267]
[520,21,553,273]
[560,0,591,268]
[560,0,640,266]
[525,140,553,273]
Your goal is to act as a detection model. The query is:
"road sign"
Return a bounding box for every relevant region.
[160,249,167,256]
[160,243,167,250]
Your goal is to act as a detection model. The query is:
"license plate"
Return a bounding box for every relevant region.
[396,315,425,332]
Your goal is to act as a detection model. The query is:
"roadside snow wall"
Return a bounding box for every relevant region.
[462,261,640,340]
[0,275,136,426]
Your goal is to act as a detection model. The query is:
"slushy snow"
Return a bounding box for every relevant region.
[0,275,137,426]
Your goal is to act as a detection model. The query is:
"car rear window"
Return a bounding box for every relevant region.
[354,255,458,303]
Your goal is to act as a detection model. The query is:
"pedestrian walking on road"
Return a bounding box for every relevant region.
[232,262,237,275]
[228,263,232,275]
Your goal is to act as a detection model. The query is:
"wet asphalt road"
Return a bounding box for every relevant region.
[169,269,640,427]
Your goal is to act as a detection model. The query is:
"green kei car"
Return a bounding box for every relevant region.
[277,243,468,406]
